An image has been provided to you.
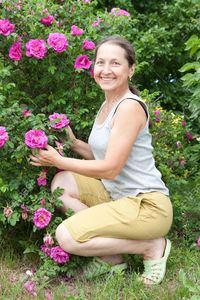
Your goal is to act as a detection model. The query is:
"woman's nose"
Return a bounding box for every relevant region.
[102,63,111,73]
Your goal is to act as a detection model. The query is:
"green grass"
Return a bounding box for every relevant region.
[0,243,200,300]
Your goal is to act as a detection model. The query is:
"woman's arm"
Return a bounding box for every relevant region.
[67,126,94,160]
[30,100,146,179]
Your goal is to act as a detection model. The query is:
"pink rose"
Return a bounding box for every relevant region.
[176,141,182,148]
[92,17,102,27]
[0,19,15,36]
[197,237,200,249]
[154,109,161,116]
[3,207,13,218]
[71,25,84,36]
[181,120,187,127]
[49,112,70,129]
[22,109,32,118]
[25,39,47,59]
[43,234,54,246]
[41,244,52,256]
[82,39,95,50]
[47,33,68,53]
[37,177,47,186]
[40,198,46,205]
[83,0,91,3]
[0,126,9,148]
[50,246,70,264]
[40,15,54,26]
[24,281,37,297]
[110,8,130,17]
[185,132,193,141]
[22,211,28,220]
[25,129,48,149]
[33,208,52,229]
[9,41,22,61]
[21,204,29,212]
[74,55,92,70]
[179,158,186,167]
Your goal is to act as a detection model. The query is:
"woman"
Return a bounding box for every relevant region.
[30,36,173,285]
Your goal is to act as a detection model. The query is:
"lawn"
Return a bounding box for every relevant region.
[1,240,199,300]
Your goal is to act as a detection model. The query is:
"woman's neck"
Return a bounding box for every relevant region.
[105,87,130,104]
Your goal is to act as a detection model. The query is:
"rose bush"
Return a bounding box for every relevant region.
[0,0,199,289]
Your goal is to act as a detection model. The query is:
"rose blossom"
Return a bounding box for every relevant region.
[41,244,51,256]
[25,39,47,59]
[197,237,200,249]
[176,141,182,148]
[110,8,130,17]
[50,246,70,264]
[74,55,92,69]
[181,120,186,127]
[47,33,68,53]
[22,211,28,220]
[185,132,193,141]
[40,198,46,205]
[83,0,91,3]
[33,208,52,229]
[179,158,186,167]
[37,169,47,186]
[92,17,102,27]
[154,109,161,116]
[82,40,95,50]
[49,112,70,129]
[71,25,84,36]
[0,19,15,36]
[22,109,32,118]
[0,126,9,148]
[43,234,54,246]
[25,129,48,149]
[37,177,47,186]
[9,41,22,61]
[3,207,13,218]
[40,15,54,26]
[24,281,37,296]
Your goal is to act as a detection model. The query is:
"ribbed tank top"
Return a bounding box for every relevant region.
[88,91,169,200]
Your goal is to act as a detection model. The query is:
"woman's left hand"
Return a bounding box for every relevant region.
[29,145,62,167]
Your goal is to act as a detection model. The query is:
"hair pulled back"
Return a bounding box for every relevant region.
[94,36,139,96]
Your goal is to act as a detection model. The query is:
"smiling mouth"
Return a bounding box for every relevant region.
[100,77,115,81]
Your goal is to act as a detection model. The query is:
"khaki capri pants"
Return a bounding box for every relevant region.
[62,173,173,243]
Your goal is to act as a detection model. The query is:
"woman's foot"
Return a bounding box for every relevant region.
[141,239,171,285]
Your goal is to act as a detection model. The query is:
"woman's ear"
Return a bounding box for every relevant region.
[129,64,135,79]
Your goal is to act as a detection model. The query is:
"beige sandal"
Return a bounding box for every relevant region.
[141,239,171,285]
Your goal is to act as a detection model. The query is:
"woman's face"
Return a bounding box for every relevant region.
[94,43,134,95]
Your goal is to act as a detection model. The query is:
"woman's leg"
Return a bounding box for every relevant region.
[51,171,88,212]
[51,171,124,264]
[56,223,167,284]
[56,223,165,260]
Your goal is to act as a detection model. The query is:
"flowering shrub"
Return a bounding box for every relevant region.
[0,0,134,288]
[0,0,199,291]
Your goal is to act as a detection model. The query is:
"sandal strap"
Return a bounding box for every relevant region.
[141,239,171,285]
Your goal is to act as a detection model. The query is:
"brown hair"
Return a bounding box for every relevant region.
[94,36,139,96]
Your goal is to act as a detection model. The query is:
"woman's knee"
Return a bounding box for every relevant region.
[51,171,67,192]
[55,223,78,253]
[51,171,79,198]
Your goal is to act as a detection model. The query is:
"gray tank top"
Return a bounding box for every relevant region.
[88,91,169,200]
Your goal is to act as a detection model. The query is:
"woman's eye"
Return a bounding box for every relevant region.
[96,61,103,65]
[113,61,120,65]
